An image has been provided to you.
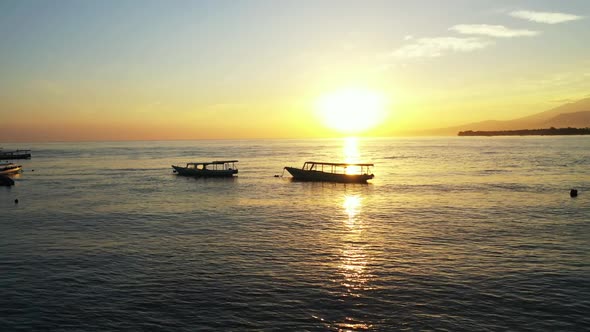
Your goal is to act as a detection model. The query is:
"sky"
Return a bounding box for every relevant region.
[1,0,589,141]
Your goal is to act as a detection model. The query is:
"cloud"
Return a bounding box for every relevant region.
[450,24,539,37]
[207,103,247,111]
[510,10,584,24]
[392,37,493,58]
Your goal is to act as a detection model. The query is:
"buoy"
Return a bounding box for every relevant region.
[570,189,578,198]
[14,199,19,204]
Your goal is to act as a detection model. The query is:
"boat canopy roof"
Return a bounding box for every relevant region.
[304,161,374,167]
[186,160,238,166]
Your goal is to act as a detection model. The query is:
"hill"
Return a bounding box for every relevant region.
[417,97,590,136]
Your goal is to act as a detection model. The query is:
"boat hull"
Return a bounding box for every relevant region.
[0,165,22,175]
[172,165,238,177]
[284,167,373,183]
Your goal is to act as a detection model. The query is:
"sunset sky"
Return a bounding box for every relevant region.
[1,0,589,141]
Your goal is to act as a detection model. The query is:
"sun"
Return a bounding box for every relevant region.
[315,87,387,134]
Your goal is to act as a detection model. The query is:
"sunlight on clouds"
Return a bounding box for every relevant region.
[450,24,539,38]
[392,37,493,58]
[510,10,584,24]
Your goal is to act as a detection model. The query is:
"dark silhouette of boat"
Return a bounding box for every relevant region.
[0,149,31,159]
[172,160,238,177]
[284,161,374,183]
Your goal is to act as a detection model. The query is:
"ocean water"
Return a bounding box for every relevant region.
[1,137,589,331]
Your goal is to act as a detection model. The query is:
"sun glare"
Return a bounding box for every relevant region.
[316,88,387,134]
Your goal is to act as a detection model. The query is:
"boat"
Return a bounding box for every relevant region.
[0,149,31,159]
[172,160,238,177]
[284,161,374,183]
[0,163,22,175]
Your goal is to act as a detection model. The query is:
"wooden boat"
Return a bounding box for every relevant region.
[284,161,374,183]
[0,163,22,175]
[172,160,238,177]
[0,149,31,159]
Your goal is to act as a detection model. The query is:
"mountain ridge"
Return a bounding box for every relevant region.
[414,97,590,136]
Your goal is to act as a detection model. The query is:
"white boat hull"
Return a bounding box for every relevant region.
[0,164,22,175]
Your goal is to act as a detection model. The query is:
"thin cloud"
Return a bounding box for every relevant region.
[392,37,493,58]
[510,10,584,24]
[450,24,539,37]
[208,103,247,110]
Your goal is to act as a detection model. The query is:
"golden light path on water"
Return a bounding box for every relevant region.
[333,194,373,331]
[340,194,369,292]
[313,138,375,331]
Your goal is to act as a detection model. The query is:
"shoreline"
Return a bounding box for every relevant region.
[458,127,590,136]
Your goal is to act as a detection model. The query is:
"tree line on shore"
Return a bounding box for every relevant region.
[458,127,590,136]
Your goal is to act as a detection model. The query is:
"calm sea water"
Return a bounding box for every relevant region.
[1,137,589,331]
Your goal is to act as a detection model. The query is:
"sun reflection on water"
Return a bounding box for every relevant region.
[343,194,361,227]
[321,194,374,330]
[339,195,373,295]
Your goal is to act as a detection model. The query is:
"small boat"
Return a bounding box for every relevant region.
[0,163,22,175]
[0,149,31,159]
[284,161,374,183]
[172,160,238,177]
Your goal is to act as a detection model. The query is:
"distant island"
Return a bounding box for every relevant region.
[405,97,590,136]
[458,127,590,136]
